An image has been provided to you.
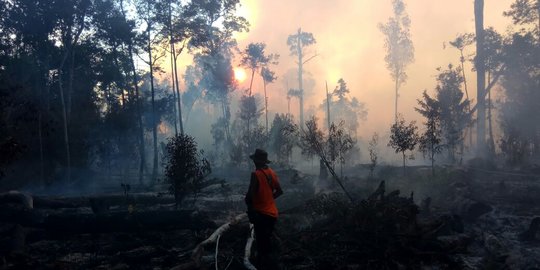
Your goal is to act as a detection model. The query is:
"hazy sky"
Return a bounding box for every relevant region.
[231,0,514,139]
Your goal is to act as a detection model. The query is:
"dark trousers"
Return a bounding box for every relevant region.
[251,212,277,269]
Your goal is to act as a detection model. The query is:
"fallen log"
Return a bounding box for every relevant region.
[0,191,33,209]
[243,224,256,270]
[32,194,176,209]
[190,213,247,268]
[0,208,215,233]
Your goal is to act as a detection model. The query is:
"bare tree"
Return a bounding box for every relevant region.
[379,0,415,122]
[287,28,316,129]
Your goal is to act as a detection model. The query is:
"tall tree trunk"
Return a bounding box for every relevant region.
[57,22,84,183]
[263,80,269,135]
[167,2,178,136]
[128,48,145,185]
[148,37,158,184]
[394,73,399,123]
[37,65,46,187]
[67,50,75,123]
[487,74,495,155]
[431,149,435,177]
[460,49,473,149]
[248,69,255,96]
[173,45,184,135]
[58,70,71,183]
[326,81,331,131]
[402,151,406,174]
[475,0,486,157]
[121,0,145,185]
[297,29,304,129]
[169,45,178,136]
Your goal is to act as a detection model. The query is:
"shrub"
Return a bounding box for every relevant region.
[164,134,211,207]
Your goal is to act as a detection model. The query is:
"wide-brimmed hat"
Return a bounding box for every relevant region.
[249,149,271,164]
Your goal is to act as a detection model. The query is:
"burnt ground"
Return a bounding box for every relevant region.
[1,165,540,269]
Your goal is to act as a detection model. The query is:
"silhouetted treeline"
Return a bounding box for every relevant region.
[0,0,247,187]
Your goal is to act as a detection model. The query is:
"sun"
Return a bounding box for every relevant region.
[234,67,247,83]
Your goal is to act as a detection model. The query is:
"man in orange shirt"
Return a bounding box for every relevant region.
[245,149,283,269]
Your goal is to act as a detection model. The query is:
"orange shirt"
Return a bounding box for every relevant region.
[250,168,280,218]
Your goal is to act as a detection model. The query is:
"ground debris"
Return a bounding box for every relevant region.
[278,181,469,269]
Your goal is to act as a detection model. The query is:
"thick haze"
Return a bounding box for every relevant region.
[225,0,513,139]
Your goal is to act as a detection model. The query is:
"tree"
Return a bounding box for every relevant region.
[189,0,249,145]
[269,113,297,166]
[298,117,353,201]
[368,133,379,178]
[261,57,279,135]
[449,33,474,148]
[435,65,471,163]
[287,28,316,128]
[237,94,264,135]
[498,32,540,165]
[164,134,211,207]
[388,115,418,170]
[474,0,487,157]
[240,42,270,96]
[379,0,415,122]
[416,91,444,175]
[320,78,368,136]
[483,28,504,154]
[239,42,277,133]
[134,0,165,183]
[327,121,356,178]
[504,0,540,41]
[119,0,147,184]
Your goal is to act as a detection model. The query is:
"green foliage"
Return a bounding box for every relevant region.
[388,115,418,168]
[503,0,540,29]
[378,0,415,86]
[368,133,379,177]
[298,116,325,159]
[269,114,297,166]
[164,134,211,206]
[327,121,356,174]
[320,78,368,136]
[286,28,316,56]
[416,90,444,172]
[498,32,540,165]
[435,65,471,162]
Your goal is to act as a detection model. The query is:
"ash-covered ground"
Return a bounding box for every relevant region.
[1,164,540,270]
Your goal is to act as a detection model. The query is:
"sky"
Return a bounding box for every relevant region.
[229,0,515,140]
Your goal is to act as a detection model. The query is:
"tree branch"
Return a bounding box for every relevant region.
[302,53,319,65]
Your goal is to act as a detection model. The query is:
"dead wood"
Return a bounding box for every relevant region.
[189,213,247,268]
[32,194,176,209]
[243,224,256,270]
[278,181,469,269]
[0,191,33,209]
[0,208,215,233]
